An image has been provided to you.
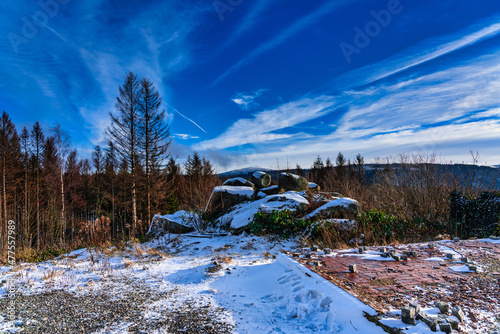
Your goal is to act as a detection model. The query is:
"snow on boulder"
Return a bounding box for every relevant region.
[148,211,197,235]
[222,177,255,189]
[308,182,321,192]
[260,185,282,196]
[278,172,309,192]
[303,197,360,221]
[250,171,271,188]
[206,186,255,215]
[256,191,267,199]
[218,192,310,231]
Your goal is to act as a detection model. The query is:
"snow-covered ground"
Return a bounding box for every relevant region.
[0,234,387,333]
[1,235,498,333]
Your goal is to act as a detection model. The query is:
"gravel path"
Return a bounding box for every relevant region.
[0,280,234,333]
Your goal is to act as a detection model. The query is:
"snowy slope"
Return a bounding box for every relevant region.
[0,234,385,333]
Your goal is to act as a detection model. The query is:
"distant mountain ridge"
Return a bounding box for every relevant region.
[219,167,276,177]
[219,164,500,189]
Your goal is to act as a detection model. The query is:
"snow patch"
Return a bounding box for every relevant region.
[212,186,254,198]
[303,197,358,220]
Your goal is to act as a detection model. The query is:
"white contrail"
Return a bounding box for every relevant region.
[173,108,208,134]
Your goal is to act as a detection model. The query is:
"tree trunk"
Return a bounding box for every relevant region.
[24,161,28,248]
[37,167,40,250]
[60,167,65,245]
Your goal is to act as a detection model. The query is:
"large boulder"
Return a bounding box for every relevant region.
[250,171,271,188]
[223,177,255,189]
[207,186,255,216]
[278,172,309,192]
[259,185,282,196]
[148,211,196,235]
[302,197,360,220]
[218,192,310,232]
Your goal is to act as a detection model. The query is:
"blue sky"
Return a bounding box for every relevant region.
[2,0,500,171]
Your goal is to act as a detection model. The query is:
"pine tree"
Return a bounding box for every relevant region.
[107,72,141,236]
[0,111,20,250]
[20,127,30,247]
[335,152,347,193]
[51,123,70,244]
[65,150,83,244]
[105,141,117,237]
[138,77,171,226]
[355,153,365,184]
[31,121,44,250]
[92,145,104,218]
[310,155,324,186]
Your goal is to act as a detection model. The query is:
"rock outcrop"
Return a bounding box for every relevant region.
[278,172,309,192]
[149,169,361,235]
[148,211,197,235]
[223,177,255,189]
[250,171,271,188]
[303,197,360,220]
[206,186,254,216]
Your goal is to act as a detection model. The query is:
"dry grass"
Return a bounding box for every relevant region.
[215,255,232,264]
[42,268,61,281]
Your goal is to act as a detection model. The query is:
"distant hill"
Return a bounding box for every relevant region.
[220,164,500,189]
[219,167,276,177]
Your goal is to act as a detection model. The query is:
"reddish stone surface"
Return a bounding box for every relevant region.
[286,240,500,332]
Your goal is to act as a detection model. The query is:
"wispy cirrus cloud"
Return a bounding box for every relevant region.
[221,0,274,49]
[333,17,500,89]
[195,95,338,150]
[211,0,355,86]
[174,133,200,140]
[231,89,268,109]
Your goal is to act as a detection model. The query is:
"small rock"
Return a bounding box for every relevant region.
[460,257,468,263]
[421,314,438,331]
[409,301,421,314]
[381,252,389,258]
[435,301,451,313]
[446,253,454,259]
[451,306,465,322]
[446,317,460,330]
[436,315,446,324]
[410,251,417,257]
[310,245,319,252]
[466,264,478,272]
[358,247,364,254]
[439,323,452,333]
[304,253,311,259]
[428,243,435,249]
[323,248,332,254]
[400,254,408,261]
[379,247,387,253]
[401,307,416,325]
[391,254,401,261]
[453,237,460,242]
[349,264,357,273]
[313,261,322,267]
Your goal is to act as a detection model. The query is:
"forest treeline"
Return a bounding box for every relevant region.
[0,72,218,255]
